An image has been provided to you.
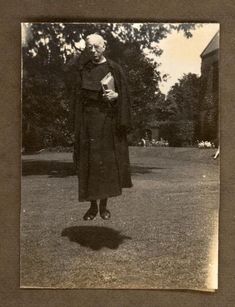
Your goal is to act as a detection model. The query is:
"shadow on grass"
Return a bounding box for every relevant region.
[22,160,76,177]
[131,165,165,174]
[61,226,131,250]
[22,160,164,177]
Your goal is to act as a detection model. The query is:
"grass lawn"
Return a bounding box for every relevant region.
[21,146,219,290]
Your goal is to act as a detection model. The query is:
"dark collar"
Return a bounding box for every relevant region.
[79,58,117,73]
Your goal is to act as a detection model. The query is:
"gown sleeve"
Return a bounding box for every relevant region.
[114,63,132,133]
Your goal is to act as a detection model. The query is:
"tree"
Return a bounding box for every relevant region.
[160,73,200,146]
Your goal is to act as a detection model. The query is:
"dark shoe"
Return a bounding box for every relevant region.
[83,208,98,221]
[100,208,111,220]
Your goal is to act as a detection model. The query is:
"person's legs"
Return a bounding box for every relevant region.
[83,200,98,220]
[99,198,111,220]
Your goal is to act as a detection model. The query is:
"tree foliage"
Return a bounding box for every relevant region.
[160,73,201,146]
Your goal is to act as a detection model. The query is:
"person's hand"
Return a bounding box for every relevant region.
[103,89,118,102]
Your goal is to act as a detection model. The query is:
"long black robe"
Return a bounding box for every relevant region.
[71,59,133,201]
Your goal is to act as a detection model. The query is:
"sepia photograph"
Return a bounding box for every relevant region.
[21,22,220,290]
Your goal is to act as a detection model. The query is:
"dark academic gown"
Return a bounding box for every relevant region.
[71,59,132,202]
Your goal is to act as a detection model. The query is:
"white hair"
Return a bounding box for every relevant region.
[85,33,107,46]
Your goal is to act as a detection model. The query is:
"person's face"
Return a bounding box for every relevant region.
[86,36,106,62]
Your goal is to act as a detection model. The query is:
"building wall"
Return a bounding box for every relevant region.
[199,50,219,144]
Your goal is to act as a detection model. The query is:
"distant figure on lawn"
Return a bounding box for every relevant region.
[213,146,220,159]
[71,33,133,220]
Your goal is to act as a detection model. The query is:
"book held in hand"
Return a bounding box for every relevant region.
[100,72,115,93]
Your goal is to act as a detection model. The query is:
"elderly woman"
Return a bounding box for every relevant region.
[71,33,132,220]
